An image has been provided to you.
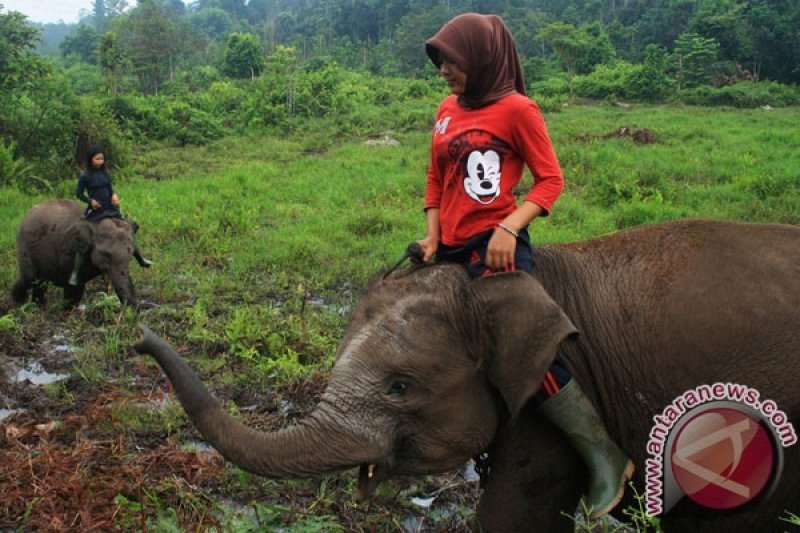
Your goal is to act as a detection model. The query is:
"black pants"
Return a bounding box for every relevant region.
[435,227,571,405]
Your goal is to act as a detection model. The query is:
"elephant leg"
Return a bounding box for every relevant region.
[11,276,32,304]
[478,411,585,532]
[31,281,47,306]
[63,283,84,307]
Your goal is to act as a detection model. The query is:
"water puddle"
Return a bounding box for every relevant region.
[0,408,25,422]
[181,440,215,453]
[13,361,69,385]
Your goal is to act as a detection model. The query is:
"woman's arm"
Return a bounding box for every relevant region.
[419,208,441,262]
[76,173,90,204]
[485,201,543,271]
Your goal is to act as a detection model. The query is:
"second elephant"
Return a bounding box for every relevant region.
[12,199,141,307]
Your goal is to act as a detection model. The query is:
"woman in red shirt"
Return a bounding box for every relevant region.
[418,13,633,518]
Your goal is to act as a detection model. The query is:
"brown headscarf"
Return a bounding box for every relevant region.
[426,13,526,109]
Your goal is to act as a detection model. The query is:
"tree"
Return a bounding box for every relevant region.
[117,0,181,93]
[98,31,130,94]
[93,0,106,30]
[0,8,46,93]
[742,0,800,83]
[538,22,613,78]
[59,23,101,64]
[626,44,674,101]
[0,7,48,174]
[390,5,453,77]
[189,7,234,40]
[672,32,720,89]
[222,32,265,79]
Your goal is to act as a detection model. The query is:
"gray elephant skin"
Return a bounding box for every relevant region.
[135,219,800,532]
[12,199,139,307]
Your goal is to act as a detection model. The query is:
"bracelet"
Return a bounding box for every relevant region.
[497,223,519,238]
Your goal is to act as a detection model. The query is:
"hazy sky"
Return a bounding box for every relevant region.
[2,0,96,24]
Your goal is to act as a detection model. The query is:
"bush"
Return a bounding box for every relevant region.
[106,94,224,145]
[572,61,674,102]
[529,76,570,97]
[572,62,634,100]
[0,139,33,188]
[679,81,800,108]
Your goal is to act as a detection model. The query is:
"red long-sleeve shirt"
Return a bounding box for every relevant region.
[425,93,564,246]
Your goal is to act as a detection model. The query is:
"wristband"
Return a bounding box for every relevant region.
[497,223,519,238]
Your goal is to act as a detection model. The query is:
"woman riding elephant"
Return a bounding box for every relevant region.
[69,145,152,286]
[416,13,632,517]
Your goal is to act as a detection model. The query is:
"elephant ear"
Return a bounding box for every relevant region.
[473,272,578,418]
[67,219,95,254]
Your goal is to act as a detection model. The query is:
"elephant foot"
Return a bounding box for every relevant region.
[10,281,29,304]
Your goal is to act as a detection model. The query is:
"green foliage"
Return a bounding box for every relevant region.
[0,7,48,95]
[672,32,721,90]
[625,45,674,102]
[781,510,800,526]
[222,502,344,532]
[538,21,614,77]
[222,32,265,79]
[572,53,675,103]
[573,62,636,100]
[678,81,800,108]
[107,94,224,145]
[59,23,100,64]
[189,7,233,40]
[116,0,186,94]
[97,30,133,95]
[0,139,33,189]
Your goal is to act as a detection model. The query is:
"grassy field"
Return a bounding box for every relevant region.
[1,103,798,530]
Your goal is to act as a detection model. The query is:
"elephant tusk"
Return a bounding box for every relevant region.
[357,463,383,501]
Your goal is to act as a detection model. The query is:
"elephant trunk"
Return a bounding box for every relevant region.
[110,266,137,306]
[134,325,384,478]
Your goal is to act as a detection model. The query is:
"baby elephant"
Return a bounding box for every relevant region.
[11,199,141,307]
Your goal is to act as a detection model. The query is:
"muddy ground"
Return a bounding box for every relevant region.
[0,293,483,532]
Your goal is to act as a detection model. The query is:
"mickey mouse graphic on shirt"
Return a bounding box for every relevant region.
[447,129,511,206]
[465,149,501,204]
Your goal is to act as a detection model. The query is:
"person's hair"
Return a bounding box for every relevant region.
[85,145,107,171]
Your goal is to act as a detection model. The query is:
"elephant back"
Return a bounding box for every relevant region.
[17,200,86,278]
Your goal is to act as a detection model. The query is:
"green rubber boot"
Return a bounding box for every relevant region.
[539,379,635,518]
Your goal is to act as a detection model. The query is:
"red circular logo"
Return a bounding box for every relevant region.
[670,408,774,509]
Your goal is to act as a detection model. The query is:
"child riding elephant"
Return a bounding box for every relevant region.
[70,146,152,286]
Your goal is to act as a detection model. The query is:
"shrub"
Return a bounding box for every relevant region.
[678,81,800,108]
[0,139,33,188]
[572,62,634,100]
[529,76,570,97]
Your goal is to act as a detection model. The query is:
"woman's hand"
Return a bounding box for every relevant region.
[417,236,439,263]
[486,227,517,272]
[111,194,120,207]
[90,199,101,210]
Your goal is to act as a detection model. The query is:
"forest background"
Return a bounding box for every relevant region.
[2,0,800,186]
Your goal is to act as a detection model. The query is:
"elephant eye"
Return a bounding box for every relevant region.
[386,380,408,396]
